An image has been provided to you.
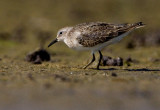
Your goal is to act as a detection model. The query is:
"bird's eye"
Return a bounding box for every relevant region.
[59,32,63,35]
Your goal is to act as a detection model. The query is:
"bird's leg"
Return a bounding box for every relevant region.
[83,53,95,69]
[97,50,103,70]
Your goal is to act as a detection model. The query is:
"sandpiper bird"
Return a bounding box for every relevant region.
[48,22,145,70]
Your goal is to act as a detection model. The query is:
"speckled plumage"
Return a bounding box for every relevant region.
[48,21,144,69]
[69,22,143,47]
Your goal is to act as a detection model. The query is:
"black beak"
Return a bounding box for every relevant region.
[48,38,58,47]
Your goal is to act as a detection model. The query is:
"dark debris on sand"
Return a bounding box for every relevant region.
[101,56,123,66]
[125,57,139,66]
[101,56,140,67]
[26,48,50,64]
[111,73,118,77]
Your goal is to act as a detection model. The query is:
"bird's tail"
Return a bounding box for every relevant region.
[133,22,145,28]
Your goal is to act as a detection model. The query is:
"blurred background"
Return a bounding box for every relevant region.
[0,0,160,110]
[0,0,160,49]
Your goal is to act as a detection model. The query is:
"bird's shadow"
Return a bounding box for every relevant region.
[124,68,160,72]
[91,68,117,71]
[91,68,160,72]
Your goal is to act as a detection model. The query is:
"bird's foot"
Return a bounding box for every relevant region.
[83,66,88,69]
[96,67,100,70]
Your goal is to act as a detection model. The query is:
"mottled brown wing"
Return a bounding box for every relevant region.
[76,22,133,47]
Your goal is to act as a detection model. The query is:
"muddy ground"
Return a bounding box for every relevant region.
[0,40,160,110]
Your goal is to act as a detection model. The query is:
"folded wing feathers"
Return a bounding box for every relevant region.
[76,22,144,47]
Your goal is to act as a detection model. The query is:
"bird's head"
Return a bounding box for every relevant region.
[48,27,72,47]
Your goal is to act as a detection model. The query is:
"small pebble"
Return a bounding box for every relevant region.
[111,73,118,77]
[116,57,123,66]
[126,57,133,62]
[125,57,139,64]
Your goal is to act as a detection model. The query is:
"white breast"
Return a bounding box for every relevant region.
[64,31,83,49]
